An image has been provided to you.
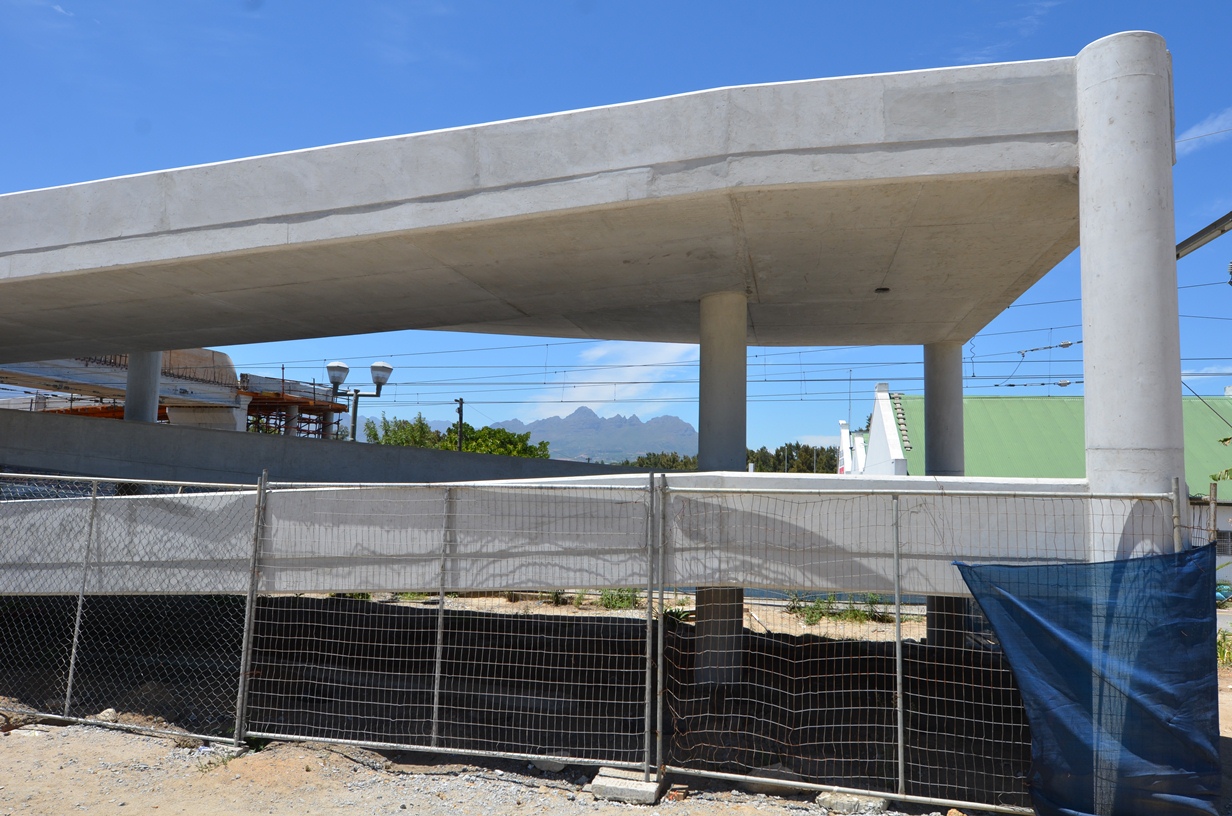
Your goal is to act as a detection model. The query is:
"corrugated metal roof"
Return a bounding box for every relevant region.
[896,395,1232,495]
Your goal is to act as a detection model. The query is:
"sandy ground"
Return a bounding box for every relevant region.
[3,671,1227,816]
[0,723,952,816]
[0,604,1215,815]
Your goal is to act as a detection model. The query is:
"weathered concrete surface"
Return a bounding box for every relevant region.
[0,57,1078,363]
[590,767,665,805]
[0,409,637,484]
[1076,31,1185,500]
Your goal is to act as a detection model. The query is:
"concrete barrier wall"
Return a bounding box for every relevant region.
[0,409,638,484]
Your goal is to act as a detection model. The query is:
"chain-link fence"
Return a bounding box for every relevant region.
[0,471,1186,814]
[0,473,258,742]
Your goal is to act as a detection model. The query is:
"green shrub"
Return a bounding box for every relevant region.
[599,587,639,610]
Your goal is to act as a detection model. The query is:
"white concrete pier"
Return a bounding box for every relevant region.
[696,291,749,686]
[122,351,162,423]
[923,342,965,479]
[1076,32,1184,557]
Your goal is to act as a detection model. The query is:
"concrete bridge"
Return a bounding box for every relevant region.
[0,31,1183,502]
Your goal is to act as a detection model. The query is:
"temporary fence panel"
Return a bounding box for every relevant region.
[0,474,257,743]
[258,484,651,593]
[659,486,1177,813]
[245,483,655,768]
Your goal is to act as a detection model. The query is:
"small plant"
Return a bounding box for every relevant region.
[599,587,639,610]
[396,592,428,602]
[332,592,371,601]
[863,593,891,622]
[662,603,695,622]
[793,593,838,626]
[573,590,586,609]
[545,589,568,606]
[785,591,807,616]
[1219,629,1232,668]
[836,596,871,623]
[195,749,233,774]
[800,601,824,626]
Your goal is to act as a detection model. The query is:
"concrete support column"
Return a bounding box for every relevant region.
[923,342,964,477]
[696,291,747,686]
[698,291,748,471]
[1076,32,1184,501]
[123,351,162,423]
[923,341,968,650]
[1078,32,1184,569]
[285,404,300,437]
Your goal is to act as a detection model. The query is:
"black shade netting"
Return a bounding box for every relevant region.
[955,544,1219,816]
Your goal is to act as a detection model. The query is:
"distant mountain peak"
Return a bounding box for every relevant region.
[492,409,697,462]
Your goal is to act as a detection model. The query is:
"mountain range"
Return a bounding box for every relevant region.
[492,407,697,463]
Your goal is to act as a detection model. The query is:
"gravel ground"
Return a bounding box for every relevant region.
[2,657,1228,815]
[0,721,998,816]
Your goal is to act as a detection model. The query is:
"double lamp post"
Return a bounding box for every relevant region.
[326,360,393,442]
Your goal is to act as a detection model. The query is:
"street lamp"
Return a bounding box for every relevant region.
[327,360,393,442]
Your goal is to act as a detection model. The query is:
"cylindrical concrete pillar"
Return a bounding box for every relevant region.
[923,342,965,478]
[285,404,300,437]
[123,351,162,423]
[696,291,747,686]
[1076,32,1185,498]
[697,291,748,472]
[923,341,967,650]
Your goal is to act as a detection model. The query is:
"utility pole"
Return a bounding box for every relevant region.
[455,398,464,452]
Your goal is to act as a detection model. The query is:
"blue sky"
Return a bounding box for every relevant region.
[2,1,1230,450]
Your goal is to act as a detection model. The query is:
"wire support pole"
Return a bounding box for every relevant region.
[1172,476,1183,552]
[1210,482,1219,545]
[63,479,98,718]
[233,470,268,746]
[431,487,454,748]
[656,474,668,784]
[892,494,906,797]
[643,473,655,783]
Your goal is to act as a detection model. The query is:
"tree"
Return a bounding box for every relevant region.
[747,442,839,474]
[364,412,549,458]
[440,423,550,458]
[365,413,440,447]
[620,451,698,470]
[625,444,839,472]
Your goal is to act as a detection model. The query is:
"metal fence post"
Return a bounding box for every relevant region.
[656,474,668,782]
[62,479,99,717]
[643,473,656,782]
[233,470,268,745]
[1172,476,1183,552]
[431,486,455,748]
[893,494,906,798]
[1208,482,1218,546]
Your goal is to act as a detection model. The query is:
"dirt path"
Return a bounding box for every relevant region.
[0,619,1222,815]
[0,723,875,816]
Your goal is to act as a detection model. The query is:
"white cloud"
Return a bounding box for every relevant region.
[1177,107,1232,158]
[1007,0,1062,38]
[518,341,698,422]
[1182,365,1232,381]
[952,1,1062,64]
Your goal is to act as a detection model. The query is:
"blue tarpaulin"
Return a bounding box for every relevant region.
[956,545,1220,816]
